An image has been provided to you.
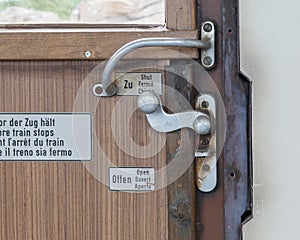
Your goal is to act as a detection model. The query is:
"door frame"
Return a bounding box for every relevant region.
[0,0,198,60]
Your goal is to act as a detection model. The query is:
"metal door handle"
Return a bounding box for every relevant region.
[93,21,216,97]
[137,91,212,135]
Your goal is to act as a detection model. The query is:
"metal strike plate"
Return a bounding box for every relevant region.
[201,21,216,69]
[195,95,217,192]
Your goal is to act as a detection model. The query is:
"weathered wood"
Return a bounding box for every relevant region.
[165,63,197,240]
[0,30,199,60]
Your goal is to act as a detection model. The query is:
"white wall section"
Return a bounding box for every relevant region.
[241,0,300,239]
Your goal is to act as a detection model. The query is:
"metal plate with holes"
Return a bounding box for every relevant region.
[201,21,216,69]
[195,95,217,192]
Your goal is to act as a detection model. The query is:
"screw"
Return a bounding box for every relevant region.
[202,56,212,67]
[202,164,211,172]
[95,86,103,94]
[84,50,92,58]
[175,83,182,90]
[201,101,209,108]
[176,202,189,221]
[202,138,210,145]
[203,23,213,32]
[106,84,117,95]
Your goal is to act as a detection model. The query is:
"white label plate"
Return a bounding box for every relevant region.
[0,113,92,161]
[109,168,155,191]
[116,72,162,95]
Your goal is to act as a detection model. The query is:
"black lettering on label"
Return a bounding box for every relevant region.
[25,118,38,128]
[112,174,132,184]
[9,118,23,127]
[124,79,133,89]
[141,74,153,80]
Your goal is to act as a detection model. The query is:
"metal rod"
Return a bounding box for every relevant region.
[101,38,211,90]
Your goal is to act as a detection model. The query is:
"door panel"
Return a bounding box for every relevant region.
[0,0,252,239]
[0,61,168,240]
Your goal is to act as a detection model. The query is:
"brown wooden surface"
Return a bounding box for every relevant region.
[165,63,197,240]
[165,0,196,30]
[0,61,168,240]
[0,30,199,60]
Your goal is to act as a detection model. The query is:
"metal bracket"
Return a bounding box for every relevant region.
[195,95,217,192]
[201,21,216,69]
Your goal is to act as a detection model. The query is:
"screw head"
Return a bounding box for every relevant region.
[202,164,211,172]
[175,83,182,90]
[137,92,160,114]
[202,56,212,67]
[202,138,210,145]
[94,85,103,95]
[201,101,209,108]
[105,84,117,95]
[84,50,91,58]
[203,23,213,32]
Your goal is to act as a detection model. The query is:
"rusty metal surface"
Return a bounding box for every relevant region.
[197,0,225,239]
[195,95,217,192]
[196,0,252,239]
[222,0,253,239]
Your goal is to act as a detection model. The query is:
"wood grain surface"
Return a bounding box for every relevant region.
[165,0,196,30]
[0,61,168,240]
[0,30,199,60]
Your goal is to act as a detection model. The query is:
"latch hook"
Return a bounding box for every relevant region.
[137,92,212,135]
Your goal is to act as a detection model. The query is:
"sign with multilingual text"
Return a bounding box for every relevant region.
[116,72,162,96]
[0,113,92,161]
[109,167,155,191]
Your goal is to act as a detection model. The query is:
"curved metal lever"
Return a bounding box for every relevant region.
[137,92,212,135]
[93,38,211,96]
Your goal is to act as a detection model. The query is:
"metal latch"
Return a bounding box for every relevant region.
[137,92,217,192]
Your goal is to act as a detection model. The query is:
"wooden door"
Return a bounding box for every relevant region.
[0,0,252,239]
